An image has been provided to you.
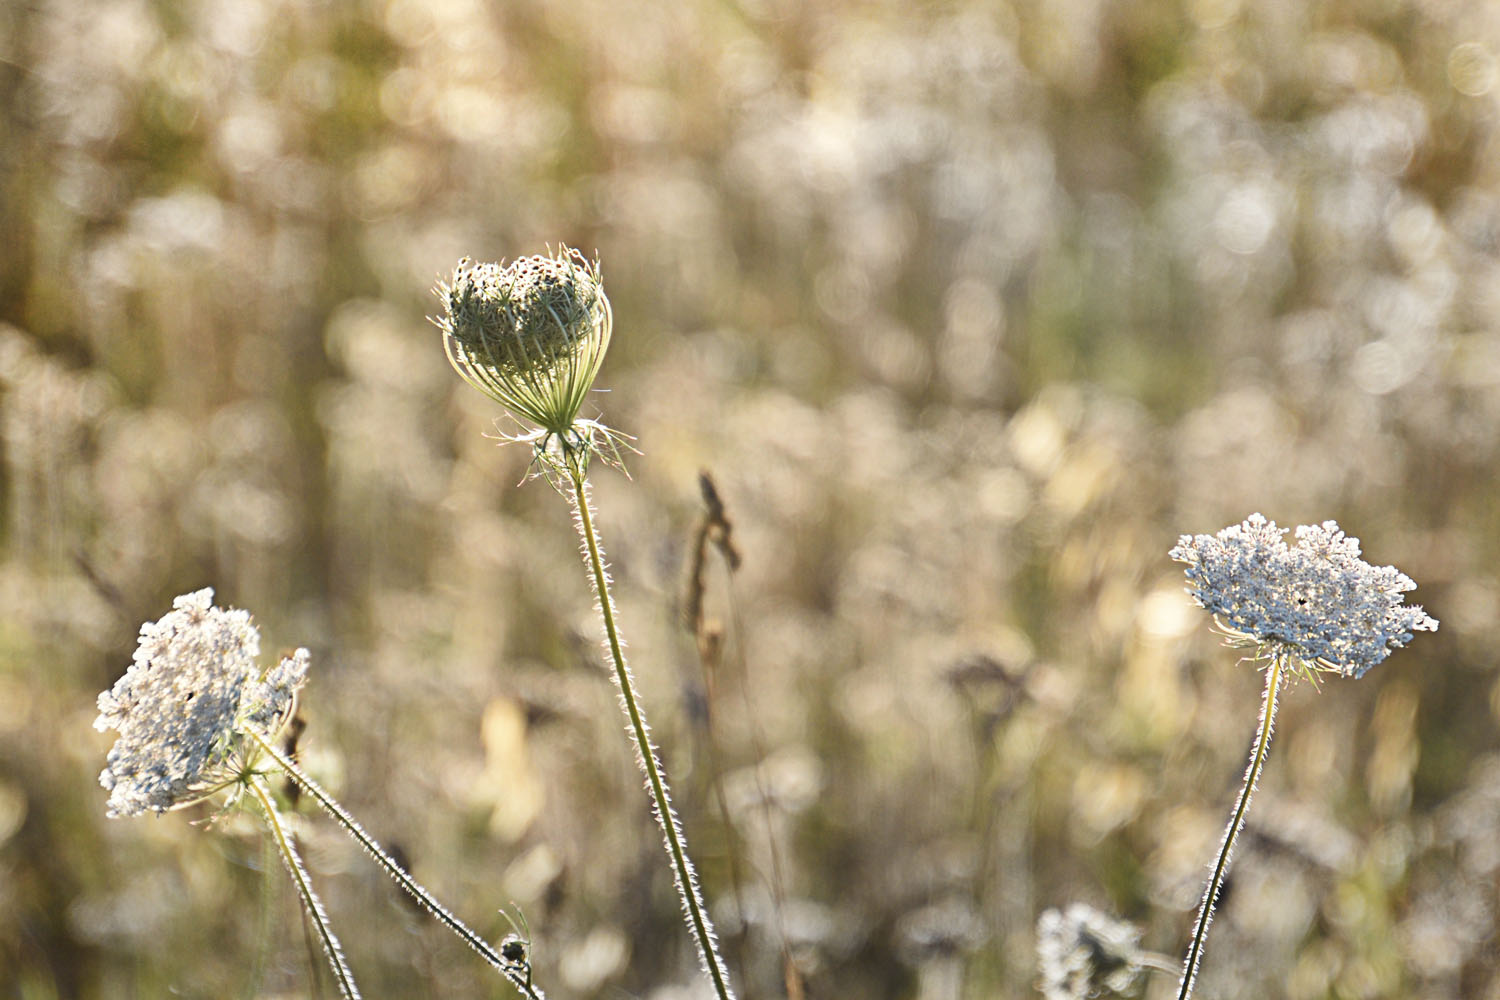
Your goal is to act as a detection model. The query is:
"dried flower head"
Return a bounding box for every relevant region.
[1170,514,1438,678]
[437,247,612,437]
[95,588,309,817]
[1037,904,1146,1000]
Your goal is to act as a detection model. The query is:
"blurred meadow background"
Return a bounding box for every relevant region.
[2,0,1498,997]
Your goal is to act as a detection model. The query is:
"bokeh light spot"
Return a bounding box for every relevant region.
[1448,42,1497,97]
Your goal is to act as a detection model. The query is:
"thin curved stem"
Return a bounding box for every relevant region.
[247,777,362,1000]
[242,832,276,1000]
[568,467,737,1000]
[246,731,546,1000]
[1176,654,1285,1000]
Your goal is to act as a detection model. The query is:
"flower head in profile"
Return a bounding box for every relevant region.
[437,247,612,439]
[1037,904,1147,1000]
[1170,514,1438,679]
[95,589,309,818]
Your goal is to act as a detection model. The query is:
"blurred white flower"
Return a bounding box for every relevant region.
[1036,903,1145,1000]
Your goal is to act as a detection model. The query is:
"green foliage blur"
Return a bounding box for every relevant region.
[2,0,1496,997]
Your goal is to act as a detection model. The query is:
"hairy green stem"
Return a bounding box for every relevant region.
[247,776,362,1000]
[247,731,545,999]
[568,467,736,1000]
[1176,655,1284,1000]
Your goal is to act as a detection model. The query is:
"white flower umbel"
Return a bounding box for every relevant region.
[1170,513,1438,679]
[95,588,306,817]
[96,590,544,998]
[1168,515,1438,1000]
[441,250,736,1000]
[94,589,357,997]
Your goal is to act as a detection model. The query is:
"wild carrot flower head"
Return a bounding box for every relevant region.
[1036,904,1146,1000]
[437,247,612,437]
[95,589,309,818]
[1170,514,1438,678]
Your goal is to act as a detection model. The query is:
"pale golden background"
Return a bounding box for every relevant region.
[1,0,1496,997]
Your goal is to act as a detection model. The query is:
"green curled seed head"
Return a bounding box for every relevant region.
[437,247,612,435]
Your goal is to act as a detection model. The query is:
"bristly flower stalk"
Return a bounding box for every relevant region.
[1168,514,1438,999]
[248,776,362,1000]
[248,731,548,999]
[439,247,737,1000]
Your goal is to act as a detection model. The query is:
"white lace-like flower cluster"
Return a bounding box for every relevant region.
[1170,514,1438,678]
[95,589,309,817]
[1036,904,1145,1000]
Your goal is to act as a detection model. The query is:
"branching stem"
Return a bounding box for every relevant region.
[247,731,546,999]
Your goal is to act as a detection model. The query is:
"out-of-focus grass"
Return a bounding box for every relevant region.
[2,0,1496,997]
